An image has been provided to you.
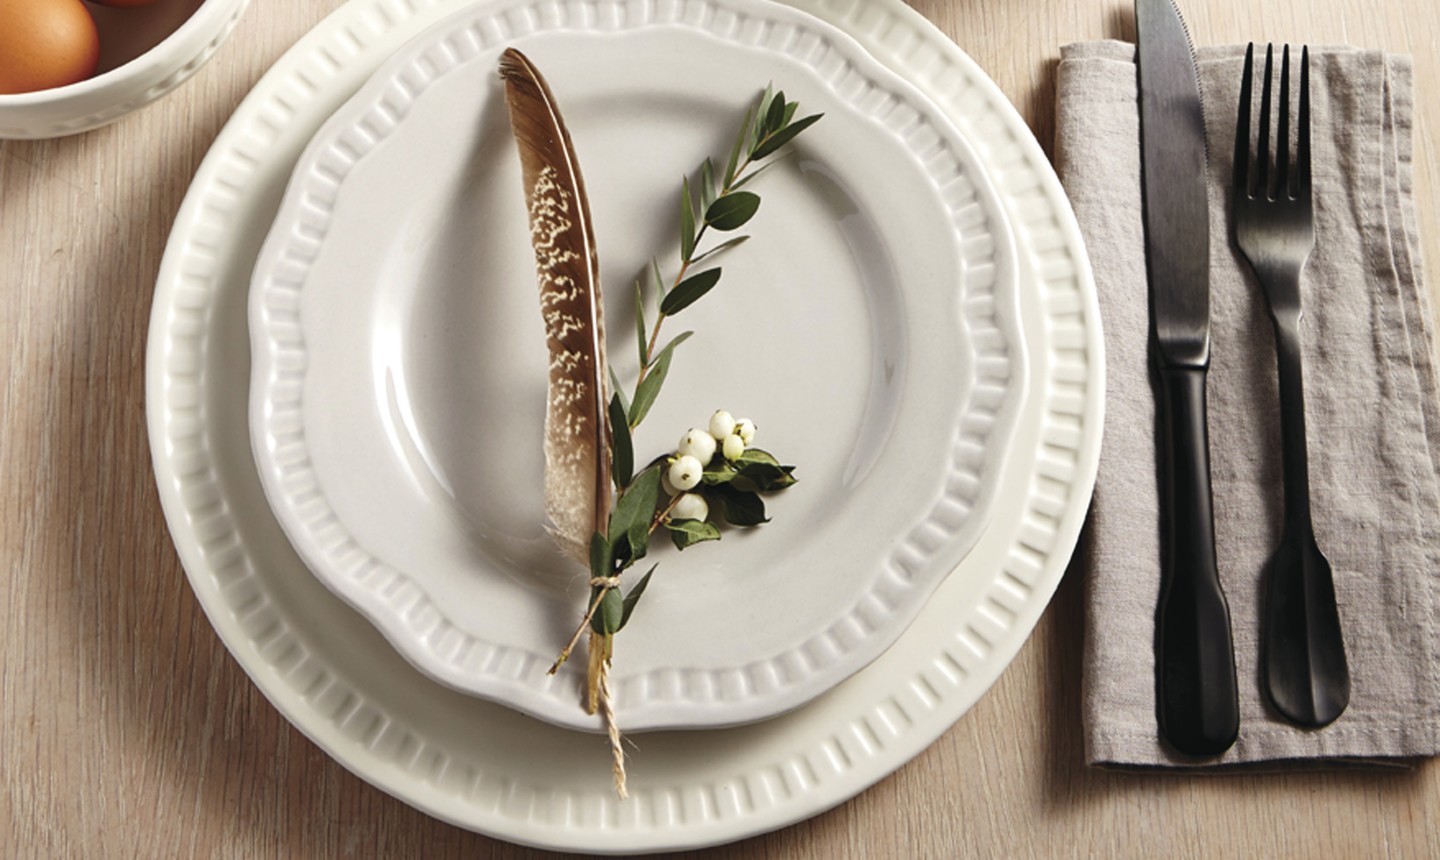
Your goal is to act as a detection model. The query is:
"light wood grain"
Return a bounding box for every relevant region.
[3,1,1437,857]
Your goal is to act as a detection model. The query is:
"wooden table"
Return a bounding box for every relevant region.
[4,1,1437,856]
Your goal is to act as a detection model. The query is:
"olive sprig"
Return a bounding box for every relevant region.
[549,85,819,675]
[546,86,817,799]
[622,84,823,429]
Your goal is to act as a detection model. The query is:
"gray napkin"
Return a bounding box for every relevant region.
[1057,40,1440,767]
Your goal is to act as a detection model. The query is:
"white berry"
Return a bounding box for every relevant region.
[708,409,736,440]
[661,469,680,496]
[677,428,717,463]
[668,455,703,491]
[722,433,746,461]
[670,492,709,522]
[736,418,756,445]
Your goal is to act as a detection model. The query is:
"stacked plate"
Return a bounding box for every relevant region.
[145,0,1102,852]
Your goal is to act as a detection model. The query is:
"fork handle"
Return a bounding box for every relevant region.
[1264,306,1350,726]
[1154,362,1240,756]
[1272,311,1314,534]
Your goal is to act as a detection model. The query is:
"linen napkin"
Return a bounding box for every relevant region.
[1057,41,1440,767]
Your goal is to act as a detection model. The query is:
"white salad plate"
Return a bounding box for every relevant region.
[146,0,1102,852]
[247,0,1025,732]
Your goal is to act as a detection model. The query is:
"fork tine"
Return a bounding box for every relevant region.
[1297,45,1311,199]
[1256,43,1273,198]
[1277,45,1291,200]
[1234,43,1255,199]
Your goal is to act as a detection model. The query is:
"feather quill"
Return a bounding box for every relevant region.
[499,48,612,562]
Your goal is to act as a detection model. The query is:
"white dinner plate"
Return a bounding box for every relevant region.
[146,0,1102,852]
[247,0,1024,732]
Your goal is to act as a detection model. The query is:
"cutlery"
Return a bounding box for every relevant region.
[1136,0,1241,756]
[1232,43,1350,728]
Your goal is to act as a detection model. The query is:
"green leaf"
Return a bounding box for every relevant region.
[608,366,630,417]
[680,175,697,262]
[667,518,722,550]
[735,447,781,468]
[690,235,750,266]
[629,361,667,428]
[626,521,651,567]
[752,113,822,160]
[592,587,624,635]
[654,329,693,359]
[749,84,776,154]
[620,511,658,570]
[781,100,799,129]
[651,258,667,303]
[607,464,662,547]
[705,192,760,232]
[660,268,722,315]
[737,462,793,492]
[634,281,649,367]
[617,565,657,630]
[764,90,787,135]
[729,474,758,494]
[732,449,797,491]
[610,530,634,567]
[589,530,612,579]
[609,394,633,489]
[712,483,769,526]
[629,330,690,427]
[724,106,752,187]
[754,85,776,136]
[701,462,738,485]
[701,158,717,212]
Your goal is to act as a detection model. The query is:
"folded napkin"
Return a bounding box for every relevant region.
[1057,40,1440,767]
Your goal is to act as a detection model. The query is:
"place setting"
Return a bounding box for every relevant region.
[3,0,1413,851]
[146,0,1440,846]
[144,0,1100,851]
[1060,1,1439,766]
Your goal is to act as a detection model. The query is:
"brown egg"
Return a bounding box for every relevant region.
[88,0,162,6]
[0,0,101,95]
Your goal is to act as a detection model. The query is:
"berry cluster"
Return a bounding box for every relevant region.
[663,410,758,522]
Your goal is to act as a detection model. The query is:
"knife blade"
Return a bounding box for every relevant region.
[1135,0,1240,757]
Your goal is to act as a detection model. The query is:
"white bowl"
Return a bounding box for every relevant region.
[0,0,250,139]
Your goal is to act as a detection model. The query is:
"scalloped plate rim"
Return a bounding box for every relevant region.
[244,0,1026,732]
[145,0,1104,852]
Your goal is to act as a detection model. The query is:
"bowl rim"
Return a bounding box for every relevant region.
[0,0,245,105]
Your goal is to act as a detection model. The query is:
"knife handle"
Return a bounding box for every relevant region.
[1154,363,1240,757]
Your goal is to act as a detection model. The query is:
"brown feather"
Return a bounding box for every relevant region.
[499,48,611,562]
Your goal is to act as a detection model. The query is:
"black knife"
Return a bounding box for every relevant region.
[1136,0,1240,757]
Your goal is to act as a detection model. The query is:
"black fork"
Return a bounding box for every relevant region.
[1232,43,1349,728]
